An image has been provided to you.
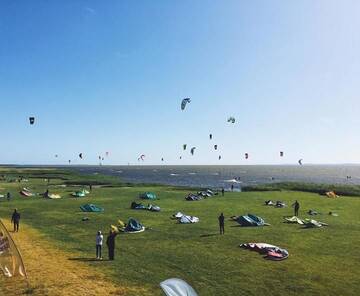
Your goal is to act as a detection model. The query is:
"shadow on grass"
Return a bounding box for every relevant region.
[68,257,109,262]
[200,233,218,237]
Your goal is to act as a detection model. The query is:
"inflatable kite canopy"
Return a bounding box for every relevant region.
[160,278,198,296]
[0,220,27,278]
[181,98,191,110]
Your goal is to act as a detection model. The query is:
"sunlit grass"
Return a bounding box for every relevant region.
[0,168,359,296]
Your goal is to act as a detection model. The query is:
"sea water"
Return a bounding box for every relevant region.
[71,165,360,189]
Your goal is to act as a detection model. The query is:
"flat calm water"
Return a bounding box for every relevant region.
[69,165,360,189]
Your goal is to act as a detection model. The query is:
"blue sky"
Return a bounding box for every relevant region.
[0,0,359,165]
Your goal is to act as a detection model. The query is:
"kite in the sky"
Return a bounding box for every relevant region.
[245,153,249,159]
[55,154,58,158]
[29,117,35,125]
[79,153,83,159]
[227,117,235,124]
[68,160,71,164]
[219,155,222,160]
[280,151,284,157]
[298,159,303,165]
[161,158,164,162]
[209,134,212,140]
[190,147,196,155]
[214,145,218,150]
[183,144,187,150]
[138,154,145,161]
[179,156,182,160]
[181,98,191,110]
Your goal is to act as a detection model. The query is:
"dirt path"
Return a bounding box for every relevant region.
[0,220,143,296]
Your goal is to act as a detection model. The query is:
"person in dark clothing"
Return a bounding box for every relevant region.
[11,209,20,232]
[221,188,225,196]
[6,192,11,202]
[44,189,49,198]
[218,213,225,235]
[89,184,92,192]
[292,200,300,216]
[231,184,234,192]
[106,229,119,260]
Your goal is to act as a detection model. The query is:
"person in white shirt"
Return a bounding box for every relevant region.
[96,230,103,260]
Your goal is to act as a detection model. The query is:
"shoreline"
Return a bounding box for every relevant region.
[1,166,360,196]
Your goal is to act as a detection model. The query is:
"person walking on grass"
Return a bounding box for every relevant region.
[218,213,225,235]
[96,230,103,260]
[292,200,300,217]
[11,209,20,232]
[106,228,119,260]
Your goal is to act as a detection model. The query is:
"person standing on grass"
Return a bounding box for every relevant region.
[221,188,225,196]
[106,228,119,260]
[89,184,92,192]
[292,200,300,216]
[96,231,103,260]
[6,192,11,202]
[231,184,234,192]
[218,213,225,235]
[11,209,20,232]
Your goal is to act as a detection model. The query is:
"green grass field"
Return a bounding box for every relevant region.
[0,168,359,296]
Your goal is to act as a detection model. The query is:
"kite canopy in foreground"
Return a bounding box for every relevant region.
[240,243,289,261]
[160,278,198,296]
[80,204,104,212]
[284,216,304,225]
[0,220,27,278]
[181,98,191,110]
[326,191,339,198]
